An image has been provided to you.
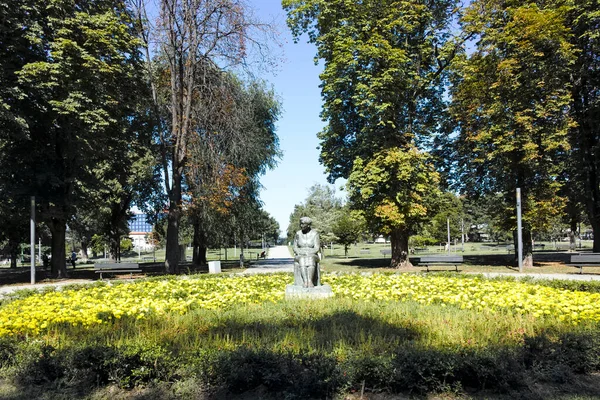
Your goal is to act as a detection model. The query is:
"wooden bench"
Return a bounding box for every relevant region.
[359,249,371,254]
[380,249,391,257]
[567,253,600,274]
[416,255,463,272]
[94,263,142,279]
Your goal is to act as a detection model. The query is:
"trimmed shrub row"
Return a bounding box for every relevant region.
[1,330,599,398]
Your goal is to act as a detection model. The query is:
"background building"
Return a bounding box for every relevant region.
[128,213,154,251]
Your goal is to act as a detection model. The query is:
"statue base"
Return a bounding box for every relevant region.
[285,284,334,300]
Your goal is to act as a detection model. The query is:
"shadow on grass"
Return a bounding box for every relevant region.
[208,309,420,352]
[3,316,600,399]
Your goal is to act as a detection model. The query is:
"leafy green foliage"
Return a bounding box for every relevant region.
[566,0,600,252]
[120,238,133,253]
[284,0,462,181]
[448,0,576,263]
[347,147,441,263]
[284,0,460,266]
[286,184,343,244]
[422,192,464,243]
[0,0,154,275]
[332,210,364,256]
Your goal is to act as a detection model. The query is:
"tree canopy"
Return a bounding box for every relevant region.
[284,0,461,266]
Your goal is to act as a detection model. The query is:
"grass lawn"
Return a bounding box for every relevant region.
[317,240,598,276]
[1,271,600,399]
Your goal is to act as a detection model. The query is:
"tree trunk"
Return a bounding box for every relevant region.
[80,240,89,260]
[109,229,120,262]
[569,217,577,251]
[192,222,209,266]
[591,217,600,253]
[8,238,19,269]
[238,233,245,268]
[48,219,68,278]
[514,229,533,268]
[192,220,199,265]
[165,168,182,274]
[165,202,181,274]
[390,228,412,268]
[587,172,600,251]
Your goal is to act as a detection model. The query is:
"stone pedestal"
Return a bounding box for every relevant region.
[285,284,334,299]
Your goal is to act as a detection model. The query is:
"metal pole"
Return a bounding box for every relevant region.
[38,237,41,267]
[461,218,464,252]
[516,188,523,273]
[30,196,35,285]
[447,218,451,254]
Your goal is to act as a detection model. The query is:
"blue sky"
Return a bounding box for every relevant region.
[251,1,345,236]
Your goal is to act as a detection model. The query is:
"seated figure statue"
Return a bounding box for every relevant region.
[293,217,321,288]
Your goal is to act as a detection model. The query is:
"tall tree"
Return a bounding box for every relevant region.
[133,0,279,274]
[1,0,151,277]
[347,147,441,263]
[449,0,575,266]
[425,192,464,244]
[0,0,45,269]
[184,72,281,265]
[283,0,462,266]
[567,0,600,251]
[332,208,364,257]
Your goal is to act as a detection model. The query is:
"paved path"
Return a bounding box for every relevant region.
[241,245,294,275]
[469,272,600,281]
[0,279,94,297]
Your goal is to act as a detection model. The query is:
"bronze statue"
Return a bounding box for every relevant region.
[293,217,321,288]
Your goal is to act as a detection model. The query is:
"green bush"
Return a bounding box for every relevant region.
[120,238,134,253]
[410,235,438,247]
[210,348,341,399]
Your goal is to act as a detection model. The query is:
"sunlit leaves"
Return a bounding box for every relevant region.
[450,0,575,236]
[347,147,441,234]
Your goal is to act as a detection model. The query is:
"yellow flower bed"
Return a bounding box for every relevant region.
[323,274,600,324]
[0,274,291,336]
[1,273,599,337]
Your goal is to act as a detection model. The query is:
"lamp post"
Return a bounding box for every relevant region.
[516,188,523,273]
[447,218,451,254]
[30,196,35,284]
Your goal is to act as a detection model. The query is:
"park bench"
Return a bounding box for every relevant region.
[359,249,371,254]
[380,249,392,257]
[415,255,463,272]
[566,253,600,274]
[94,263,142,280]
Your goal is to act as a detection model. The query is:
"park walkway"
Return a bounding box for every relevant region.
[241,245,294,275]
